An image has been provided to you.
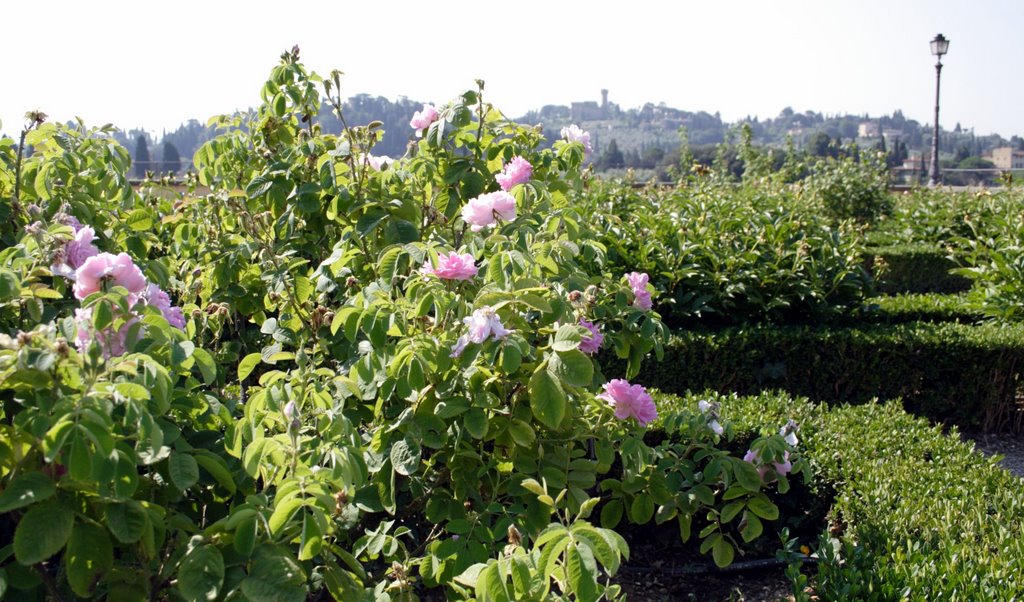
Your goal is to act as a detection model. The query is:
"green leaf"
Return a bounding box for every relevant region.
[233,516,257,558]
[548,349,593,388]
[169,452,200,491]
[14,500,73,565]
[732,457,764,491]
[600,499,623,529]
[552,324,583,352]
[268,496,305,536]
[721,501,744,524]
[177,544,224,602]
[65,522,114,597]
[507,419,536,447]
[571,523,620,575]
[566,544,599,602]
[298,512,323,561]
[239,548,306,602]
[92,300,113,330]
[390,438,421,476]
[0,472,55,512]
[238,352,261,381]
[194,451,236,494]
[629,494,655,524]
[712,537,735,568]
[739,512,764,543]
[746,493,780,520]
[529,364,566,430]
[105,500,148,543]
[191,348,217,384]
[0,269,19,301]
[464,408,489,439]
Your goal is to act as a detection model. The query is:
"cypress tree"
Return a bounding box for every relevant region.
[134,136,150,178]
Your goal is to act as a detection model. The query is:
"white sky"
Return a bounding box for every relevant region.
[3,0,1023,139]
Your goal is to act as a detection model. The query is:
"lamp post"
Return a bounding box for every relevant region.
[928,33,949,187]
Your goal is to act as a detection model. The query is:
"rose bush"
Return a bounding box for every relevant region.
[0,49,802,601]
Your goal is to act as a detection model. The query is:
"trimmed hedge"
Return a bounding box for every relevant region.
[857,292,984,325]
[864,243,971,294]
[652,391,1024,600]
[608,321,1024,432]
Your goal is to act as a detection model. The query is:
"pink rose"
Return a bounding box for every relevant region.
[578,319,603,355]
[421,252,478,281]
[451,306,512,357]
[744,449,792,480]
[360,154,392,171]
[52,224,100,279]
[410,104,439,135]
[597,379,657,426]
[495,156,533,191]
[142,283,186,330]
[461,191,517,232]
[560,124,593,155]
[626,271,653,311]
[73,252,147,300]
[74,306,138,359]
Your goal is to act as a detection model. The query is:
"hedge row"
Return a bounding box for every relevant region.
[651,391,1024,600]
[607,320,1024,432]
[858,292,983,325]
[864,243,970,295]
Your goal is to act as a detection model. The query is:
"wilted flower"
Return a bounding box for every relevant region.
[495,156,532,191]
[708,419,724,436]
[626,271,652,311]
[450,306,512,357]
[578,319,603,355]
[780,420,799,447]
[560,124,593,155]
[461,191,516,232]
[410,104,439,134]
[420,252,478,281]
[73,252,147,300]
[597,379,657,426]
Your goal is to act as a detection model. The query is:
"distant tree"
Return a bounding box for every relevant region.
[808,132,833,158]
[134,136,150,178]
[161,141,182,175]
[599,139,625,169]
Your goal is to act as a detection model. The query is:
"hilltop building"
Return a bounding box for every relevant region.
[990,147,1024,170]
[571,89,618,122]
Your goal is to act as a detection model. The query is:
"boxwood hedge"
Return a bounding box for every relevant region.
[864,243,970,295]
[606,320,1024,432]
[652,391,1024,600]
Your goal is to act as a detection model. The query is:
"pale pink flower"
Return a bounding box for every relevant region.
[360,154,392,171]
[597,379,657,426]
[560,124,593,155]
[708,419,724,436]
[744,450,792,480]
[495,156,533,191]
[73,252,147,300]
[626,271,653,311]
[421,252,478,281]
[74,306,137,359]
[52,225,99,279]
[461,191,517,232]
[578,319,603,355]
[141,283,186,330]
[450,306,512,357]
[410,104,439,135]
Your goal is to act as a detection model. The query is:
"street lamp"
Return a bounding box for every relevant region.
[928,33,949,187]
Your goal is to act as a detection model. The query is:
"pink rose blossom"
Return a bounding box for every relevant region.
[450,306,512,357]
[744,450,792,480]
[560,124,593,155]
[74,306,137,359]
[360,154,392,171]
[410,104,439,135]
[73,252,148,300]
[578,319,603,355]
[461,191,517,232]
[597,379,657,426]
[626,271,653,311]
[52,225,99,279]
[421,252,478,281]
[141,283,186,330]
[495,156,533,191]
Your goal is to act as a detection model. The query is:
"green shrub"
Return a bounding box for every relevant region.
[799,149,891,225]
[671,391,1024,600]
[577,179,871,326]
[859,292,983,325]
[607,321,1024,432]
[865,243,971,294]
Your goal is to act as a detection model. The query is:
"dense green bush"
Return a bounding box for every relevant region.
[864,243,970,294]
[955,201,1024,321]
[609,320,1024,432]
[577,179,870,326]
[664,391,1024,600]
[858,292,983,325]
[798,149,891,225]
